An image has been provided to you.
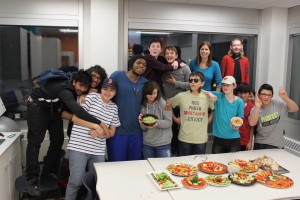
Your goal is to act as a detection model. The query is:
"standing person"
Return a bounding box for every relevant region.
[235,83,255,151]
[189,41,222,91]
[167,72,215,156]
[249,84,298,149]
[162,46,191,155]
[139,81,172,159]
[65,78,120,200]
[143,39,180,92]
[221,38,250,85]
[26,70,107,196]
[211,76,244,154]
[107,55,148,161]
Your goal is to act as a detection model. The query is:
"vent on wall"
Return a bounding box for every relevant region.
[284,136,300,157]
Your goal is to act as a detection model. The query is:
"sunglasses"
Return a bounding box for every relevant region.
[189,78,201,83]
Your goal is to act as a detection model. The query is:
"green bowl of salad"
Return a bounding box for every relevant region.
[142,114,158,126]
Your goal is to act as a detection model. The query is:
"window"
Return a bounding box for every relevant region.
[128,30,257,89]
[288,35,300,120]
[0,26,78,119]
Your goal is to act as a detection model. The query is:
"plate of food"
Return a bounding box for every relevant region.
[181,175,207,190]
[255,170,294,189]
[147,170,182,191]
[198,161,227,174]
[228,172,256,186]
[228,159,259,173]
[141,114,158,126]
[231,117,243,129]
[252,156,289,174]
[167,163,198,177]
[205,175,231,187]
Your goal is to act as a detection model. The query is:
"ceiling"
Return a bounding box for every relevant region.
[134,0,300,9]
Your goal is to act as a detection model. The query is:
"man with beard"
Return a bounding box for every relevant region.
[26,69,107,196]
[221,38,250,85]
[107,55,148,161]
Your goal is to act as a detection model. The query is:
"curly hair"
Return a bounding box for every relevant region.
[87,65,108,89]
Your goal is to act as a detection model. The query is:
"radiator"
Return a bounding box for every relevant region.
[284,136,300,157]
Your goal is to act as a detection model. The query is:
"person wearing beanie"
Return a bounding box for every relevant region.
[107,55,148,161]
[211,76,244,153]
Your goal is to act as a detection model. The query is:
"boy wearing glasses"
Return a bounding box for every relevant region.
[249,84,298,149]
[211,76,244,154]
[167,72,215,156]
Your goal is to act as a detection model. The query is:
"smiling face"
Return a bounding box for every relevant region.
[237,92,250,103]
[148,42,162,58]
[222,83,236,94]
[230,39,243,54]
[259,89,273,107]
[100,86,116,103]
[199,44,211,59]
[90,72,101,89]
[73,81,89,96]
[164,48,178,63]
[131,58,146,76]
[146,88,158,104]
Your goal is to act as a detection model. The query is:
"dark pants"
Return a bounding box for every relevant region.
[254,143,279,150]
[171,107,180,155]
[212,136,240,154]
[178,140,207,156]
[26,102,64,179]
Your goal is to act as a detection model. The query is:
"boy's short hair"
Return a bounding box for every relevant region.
[189,72,205,82]
[164,46,178,55]
[258,83,273,95]
[73,69,92,89]
[235,82,251,94]
[148,38,163,48]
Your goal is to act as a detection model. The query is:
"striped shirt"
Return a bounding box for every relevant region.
[67,92,120,155]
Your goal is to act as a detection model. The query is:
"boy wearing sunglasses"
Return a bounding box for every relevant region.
[167,72,215,156]
[211,76,244,154]
[249,84,298,149]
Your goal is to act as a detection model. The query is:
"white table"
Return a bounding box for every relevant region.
[148,149,300,200]
[94,160,173,200]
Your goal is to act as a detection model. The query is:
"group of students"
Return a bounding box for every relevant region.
[25,38,299,199]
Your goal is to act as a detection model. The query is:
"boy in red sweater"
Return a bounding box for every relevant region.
[235,83,254,150]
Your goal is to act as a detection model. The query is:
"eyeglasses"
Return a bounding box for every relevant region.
[91,74,101,82]
[189,78,201,83]
[260,93,272,98]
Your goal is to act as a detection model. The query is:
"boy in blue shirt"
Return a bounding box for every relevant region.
[212,76,244,153]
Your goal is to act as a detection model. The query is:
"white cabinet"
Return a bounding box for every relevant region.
[0,132,22,200]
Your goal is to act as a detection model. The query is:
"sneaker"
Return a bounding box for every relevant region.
[27,178,41,196]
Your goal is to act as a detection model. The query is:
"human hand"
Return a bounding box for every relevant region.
[89,129,102,138]
[180,62,187,68]
[279,88,288,101]
[165,75,176,85]
[165,99,172,111]
[254,93,262,108]
[78,95,86,106]
[246,142,252,150]
[138,113,143,123]
[172,61,179,70]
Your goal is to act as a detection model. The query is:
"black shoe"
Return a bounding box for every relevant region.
[27,178,41,196]
[41,169,58,180]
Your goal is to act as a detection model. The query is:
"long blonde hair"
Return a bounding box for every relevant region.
[227,38,244,57]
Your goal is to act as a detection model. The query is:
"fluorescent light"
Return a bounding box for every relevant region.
[59,28,78,33]
[136,31,171,35]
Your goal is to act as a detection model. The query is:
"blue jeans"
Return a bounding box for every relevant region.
[65,150,105,200]
[178,140,206,156]
[143,144,171,159]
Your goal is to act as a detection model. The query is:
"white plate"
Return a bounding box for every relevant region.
[146,170,182,191]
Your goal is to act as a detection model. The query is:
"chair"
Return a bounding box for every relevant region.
[15,149,66,200]
[81,171,98,200]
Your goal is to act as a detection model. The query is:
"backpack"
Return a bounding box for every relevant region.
[32,69,71,89]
